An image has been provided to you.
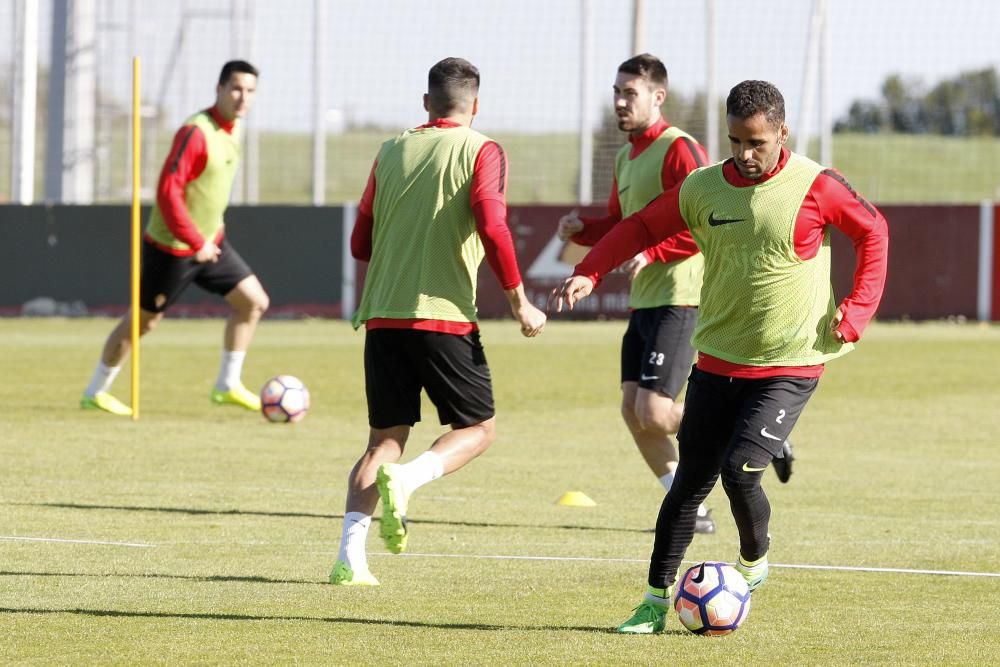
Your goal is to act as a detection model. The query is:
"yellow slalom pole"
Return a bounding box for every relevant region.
[130,57,141,421]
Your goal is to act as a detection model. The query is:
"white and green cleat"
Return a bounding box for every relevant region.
[735,554,769,591]
[80,391,132,417]
[329,560,379,586]
[376,463,409,554]
[210,384,261,411]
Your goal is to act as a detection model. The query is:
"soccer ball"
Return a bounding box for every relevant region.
[673,561,752,636]
[260,375,310,423]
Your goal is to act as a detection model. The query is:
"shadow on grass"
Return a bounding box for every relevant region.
[0,570,322,586]
[11,501,652,534]
[0,605,655,634]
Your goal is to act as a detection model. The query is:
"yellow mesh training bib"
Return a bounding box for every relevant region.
[679,153,853,366]
[615,127,704,308]
[352,125,491,328]
[146,111,241,251]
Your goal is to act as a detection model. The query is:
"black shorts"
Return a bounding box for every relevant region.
[364,328,495,429]
[678,368,818,467]
[621,306,698,399]
[140,239,254,313]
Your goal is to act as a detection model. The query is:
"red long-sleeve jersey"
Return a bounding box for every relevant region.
[571,118,705,265]
[145,106,234,255]
[351,118,521,334]
[574,147,889,378]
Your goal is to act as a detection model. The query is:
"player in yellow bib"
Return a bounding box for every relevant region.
[330,58,546,586]
[80,61,268,416]
[552,80,889,633]
[557,55,719,532]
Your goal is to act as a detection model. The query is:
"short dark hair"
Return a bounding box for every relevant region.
[218,60,259,87]
[618,53,668,89]
[427,57,480,115]
[726,80,785,127]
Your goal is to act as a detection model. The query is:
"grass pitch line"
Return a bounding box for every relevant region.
[774,562,1000,578]
[0,535,156,548]
[372,551,1000,578]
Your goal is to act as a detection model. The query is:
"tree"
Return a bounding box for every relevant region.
[836,67,1000,136]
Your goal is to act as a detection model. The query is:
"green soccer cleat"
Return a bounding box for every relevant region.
[376,463,409,554]
[329,560,380,586]
[80,391,133,417]
[735,555,769,592]
[616,599,669,634]
[210,384,261,411]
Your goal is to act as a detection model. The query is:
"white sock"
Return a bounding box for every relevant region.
[399,451,445,495]
[84,361,121,397]
[658,472,675,492]
[659,473,708,517]
[215,350,246,392]
[644,585,671,608]
[660,474,708,517]
[337,512,371,570]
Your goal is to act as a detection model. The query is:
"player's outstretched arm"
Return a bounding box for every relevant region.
[548,276,595,313]
[504,284,546,337]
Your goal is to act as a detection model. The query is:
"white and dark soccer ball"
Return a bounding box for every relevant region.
[260,375,310,423]
[673,561,752,636]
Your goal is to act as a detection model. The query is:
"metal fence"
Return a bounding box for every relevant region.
[3,0,999,206]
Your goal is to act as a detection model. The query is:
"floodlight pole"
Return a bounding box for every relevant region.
[705,0,717,162]
[631,0,644,55]
[797,0,824,157]
[577,0,594,205]
[312,0,327,206]
[819,0,832,166]
[11,0,38,204]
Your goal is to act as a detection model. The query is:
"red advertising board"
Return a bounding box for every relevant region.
[353,203,988,322]
[994,204,1000,320]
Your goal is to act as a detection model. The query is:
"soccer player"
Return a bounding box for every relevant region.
[330,57,547,586]
[557,54,720,532]
[80,60,268,416]
[551,80,889,633]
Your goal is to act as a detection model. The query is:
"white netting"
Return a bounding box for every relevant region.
[2,0,998,205]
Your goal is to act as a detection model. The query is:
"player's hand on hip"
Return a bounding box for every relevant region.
[830,305,846,342]
[548,276,594,313]
[557,210,584,241]
[194,241,221,264]
[620,252,649,282]
[515,302,547,338]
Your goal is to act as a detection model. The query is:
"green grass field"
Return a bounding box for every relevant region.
[2,319,999,664]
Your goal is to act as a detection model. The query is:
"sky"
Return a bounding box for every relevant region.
[5,0,1000,136]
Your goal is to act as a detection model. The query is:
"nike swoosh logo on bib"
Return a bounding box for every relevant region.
[708,212,746,226]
